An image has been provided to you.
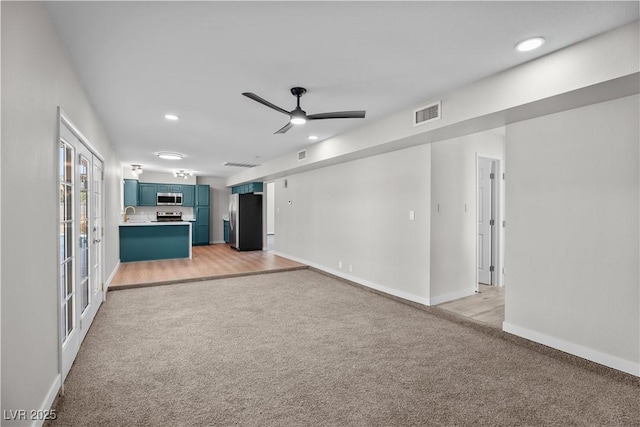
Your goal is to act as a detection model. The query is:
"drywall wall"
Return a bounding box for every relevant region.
[504,95,639,375]
[273,143,431,303]
[430,128,505,304]
[1,2,122,423]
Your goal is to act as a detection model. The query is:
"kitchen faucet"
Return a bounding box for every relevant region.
[124,206,136,222]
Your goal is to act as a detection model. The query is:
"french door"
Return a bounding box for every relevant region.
[59,118,104,381]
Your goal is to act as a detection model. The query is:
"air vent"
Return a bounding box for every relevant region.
[223,162,258,168]
[413,101,441,126]
[298,150,307,161]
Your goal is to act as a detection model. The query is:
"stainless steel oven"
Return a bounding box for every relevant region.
[157,192,183,206]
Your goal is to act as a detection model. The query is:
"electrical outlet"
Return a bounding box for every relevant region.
[409,210,415,221]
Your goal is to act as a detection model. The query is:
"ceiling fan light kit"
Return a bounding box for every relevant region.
[242,87,366,134]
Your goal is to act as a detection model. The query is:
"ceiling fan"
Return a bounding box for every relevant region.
[242,87,366,134]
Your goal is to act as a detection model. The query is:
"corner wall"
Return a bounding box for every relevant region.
[430,128,505,304]
[504,95,640,375]
[1,2,121,423]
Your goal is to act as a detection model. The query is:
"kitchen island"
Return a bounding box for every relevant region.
[119,221,192,262]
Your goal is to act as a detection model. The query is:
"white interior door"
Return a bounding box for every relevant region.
[477,157,495,285]
[59,119,104,381]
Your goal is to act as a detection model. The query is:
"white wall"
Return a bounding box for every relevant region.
[274,144,432,304]
[1,2,122,423]
[430,128,505,304]
[504,95,640,376]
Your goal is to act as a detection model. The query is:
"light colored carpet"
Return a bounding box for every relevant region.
[49,270,639,426]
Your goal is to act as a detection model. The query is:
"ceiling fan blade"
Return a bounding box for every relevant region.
[242,92,290,116]
[274,122,293,134]
[307,110,366,120]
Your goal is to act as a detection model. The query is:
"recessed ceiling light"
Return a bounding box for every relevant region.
[164,114,179,120]
[308,135,319,140]
[157,152,183,160]
[515,37,545,52]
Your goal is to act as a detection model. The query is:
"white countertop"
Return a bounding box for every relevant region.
[119,221,193,227]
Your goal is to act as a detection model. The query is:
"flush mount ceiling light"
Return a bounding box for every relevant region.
[173,170,194,179]
[131,164,143,176]
[308,135,319,140]
[164,114,179,120]
[157,152,184,160]
[515,37,545,52]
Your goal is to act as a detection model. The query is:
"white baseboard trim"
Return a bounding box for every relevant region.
[211,240,226,244]
[272,251,430,306]
[428,289,475,306]
[104,260,120,292]
[503,322,640,377]
[32,373,61,427]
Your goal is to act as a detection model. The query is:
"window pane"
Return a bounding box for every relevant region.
[81,278,89,312]
[66,298,73,336]
[65,222,73,261]
[59,143,65,182]
[66,260,73,298]
[65,145,73,183]
[80,232,88,280]
[65,185,73,221]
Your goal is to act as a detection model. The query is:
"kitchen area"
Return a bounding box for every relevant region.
[113,174,305,288]
[119,172,211,263]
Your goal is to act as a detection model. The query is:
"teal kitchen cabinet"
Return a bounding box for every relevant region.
[181,185,195,207]
[119,223,190,262]
[194,207,210,245]
[223,220,230,243]
[139,183,158,206]
[157,184,182,193]
[123,179,139,206]
[196,184,210,206]
[193,185,210,245]
[231,182,263,194]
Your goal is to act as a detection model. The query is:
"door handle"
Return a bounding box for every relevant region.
[93,239,101,244]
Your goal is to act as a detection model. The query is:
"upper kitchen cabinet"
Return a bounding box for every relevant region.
[139,183,158,206]
[123,179,139,206]
[196,185,210,206]
[181,185,195,207]
[231,182,263,194]
[157,184,182,193]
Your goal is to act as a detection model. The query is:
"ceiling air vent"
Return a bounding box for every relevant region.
[223,162,258,168]
[298,150,307,161]
[413,101,441,127]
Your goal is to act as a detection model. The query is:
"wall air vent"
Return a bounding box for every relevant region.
[223,162,259,168]
[413,101,441,127]
[298,150,307,161]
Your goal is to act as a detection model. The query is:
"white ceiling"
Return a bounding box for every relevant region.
[45,1,639,178]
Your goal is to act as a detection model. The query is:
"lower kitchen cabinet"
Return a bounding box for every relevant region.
[223,220,230,243]
[194,206,210,245]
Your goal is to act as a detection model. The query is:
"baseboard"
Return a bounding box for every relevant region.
[272,251,430,306]
[503,322,640,377]
[428,289,475,305]
[28,374,61,427]
[104,260,120,292]
[211,240,226,244]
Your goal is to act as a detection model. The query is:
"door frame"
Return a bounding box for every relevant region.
[475,153,504,291]
[57,108,106,386]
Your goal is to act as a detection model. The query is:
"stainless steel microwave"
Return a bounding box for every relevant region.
[157,192,182,206]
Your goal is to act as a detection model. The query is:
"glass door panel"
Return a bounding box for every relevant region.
[79,155,90,314]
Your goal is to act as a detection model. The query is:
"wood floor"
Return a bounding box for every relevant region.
[109,244,307,290]
[436,284,505,329]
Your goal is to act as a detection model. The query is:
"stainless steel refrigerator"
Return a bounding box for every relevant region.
[229,193,263,251]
